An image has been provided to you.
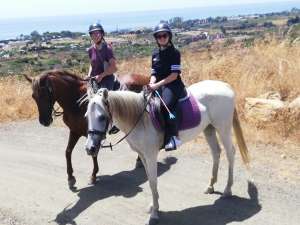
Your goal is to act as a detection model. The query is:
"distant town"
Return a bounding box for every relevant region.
[1,8,300,75]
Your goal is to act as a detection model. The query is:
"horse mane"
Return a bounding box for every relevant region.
[33,69,84,89]
[43,69,84,82]
[33,69,86,97]
[107,90,146,125]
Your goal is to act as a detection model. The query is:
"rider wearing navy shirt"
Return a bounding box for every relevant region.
[151,46,185,96]
[149,23,187,151]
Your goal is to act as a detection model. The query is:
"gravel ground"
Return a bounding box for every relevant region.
[0,120,299,225]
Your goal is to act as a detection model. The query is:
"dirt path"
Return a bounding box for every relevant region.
[0,121,299,225]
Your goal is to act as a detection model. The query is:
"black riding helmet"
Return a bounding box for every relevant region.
[89,23,104,35]
[153,22,172,40]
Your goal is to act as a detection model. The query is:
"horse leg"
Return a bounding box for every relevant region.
[144,152,159,225]
[66,131,80,189]
[89,156,99,185]
[218,126,236,197]
[204,125,221,194]
[135,156,144,169]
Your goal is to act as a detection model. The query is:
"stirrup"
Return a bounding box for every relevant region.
[165,137,179,151]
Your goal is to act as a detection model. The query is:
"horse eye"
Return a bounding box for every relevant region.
[99,115,106,121]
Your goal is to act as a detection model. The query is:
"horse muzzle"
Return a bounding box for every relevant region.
[39,116,53,127]
[86,145,99,157]
[85,131,105,157]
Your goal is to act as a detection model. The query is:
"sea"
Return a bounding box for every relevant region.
[1,1,300,41]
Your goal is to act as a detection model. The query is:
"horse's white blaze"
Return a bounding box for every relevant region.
[85,80,249,224]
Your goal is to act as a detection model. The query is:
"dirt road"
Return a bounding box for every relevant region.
[0,121,299,225]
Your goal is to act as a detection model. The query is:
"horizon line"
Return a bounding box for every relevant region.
[0,0,299,21]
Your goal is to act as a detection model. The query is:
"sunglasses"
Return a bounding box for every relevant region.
[156,33,169,39]
[90,31,102,37]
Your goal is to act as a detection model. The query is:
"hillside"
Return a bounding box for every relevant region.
[0,39,299,144]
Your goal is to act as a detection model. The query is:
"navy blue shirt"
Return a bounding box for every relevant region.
[151,45,185,95]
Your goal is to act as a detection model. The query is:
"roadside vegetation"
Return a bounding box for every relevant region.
[0,8,299,144]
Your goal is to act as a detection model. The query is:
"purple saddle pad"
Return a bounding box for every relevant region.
[149,93,201,131]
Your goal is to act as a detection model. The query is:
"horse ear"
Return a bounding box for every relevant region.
[23,74,33,83]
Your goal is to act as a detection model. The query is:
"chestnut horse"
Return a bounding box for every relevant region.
[24,70,148,189]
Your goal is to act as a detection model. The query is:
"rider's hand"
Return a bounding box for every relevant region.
[148,83,159,91]
[96,74,104,82]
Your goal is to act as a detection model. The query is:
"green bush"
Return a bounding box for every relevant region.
[242,38,255,48]
[224,38,235,47]
[287,24,300,42]
[45,59,61,66]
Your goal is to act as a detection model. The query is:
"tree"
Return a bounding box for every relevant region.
[220,26,226,35]
[61,30,75,38]
[291,8,300,14]
[30,31,42,43]
[169,17,184,28]
[159,20,168,24]
[30,31,42,57]
[287,16,300,26]
[263,22,275,28]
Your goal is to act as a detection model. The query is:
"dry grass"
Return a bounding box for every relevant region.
[0,39,299,143]
[118,39,300,143]
[118,39,300,101]
[0,76,37,123]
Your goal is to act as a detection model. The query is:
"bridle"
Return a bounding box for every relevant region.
[38,77,63,118]
[88,90,153,151]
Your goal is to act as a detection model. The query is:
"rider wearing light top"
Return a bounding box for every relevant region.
[148,22,187,151]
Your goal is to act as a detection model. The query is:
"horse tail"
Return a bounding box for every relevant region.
[233,108,250,166]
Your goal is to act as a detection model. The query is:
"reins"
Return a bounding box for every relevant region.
[101,91,153,151]
[52,106,64,117]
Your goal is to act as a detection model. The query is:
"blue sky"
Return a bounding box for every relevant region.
[1,0,299,19]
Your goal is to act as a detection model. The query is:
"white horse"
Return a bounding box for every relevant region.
[85,80,250,225]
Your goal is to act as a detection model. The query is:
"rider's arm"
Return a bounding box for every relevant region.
[98,45,117,78]
[150,53,158,84]
[151,49,181,88]
[100,58,117,77]
[153,72,178,87]
[87,64,92,77]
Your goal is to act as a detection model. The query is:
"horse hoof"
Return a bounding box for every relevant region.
[222,190,232,198]
[89,176,97,185]
[68,177,76,188]
[146,217,159,225]
[147,205,154,214]
[86,149,92,156]
[205,186,214,194]
[135,160,144,169]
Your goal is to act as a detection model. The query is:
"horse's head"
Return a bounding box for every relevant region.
[85,88,111,156]
[24,73,55,127]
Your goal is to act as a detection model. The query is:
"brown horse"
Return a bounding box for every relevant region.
[24,70,149,189]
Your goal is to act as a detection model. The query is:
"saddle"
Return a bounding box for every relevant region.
[149,91,201,132]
